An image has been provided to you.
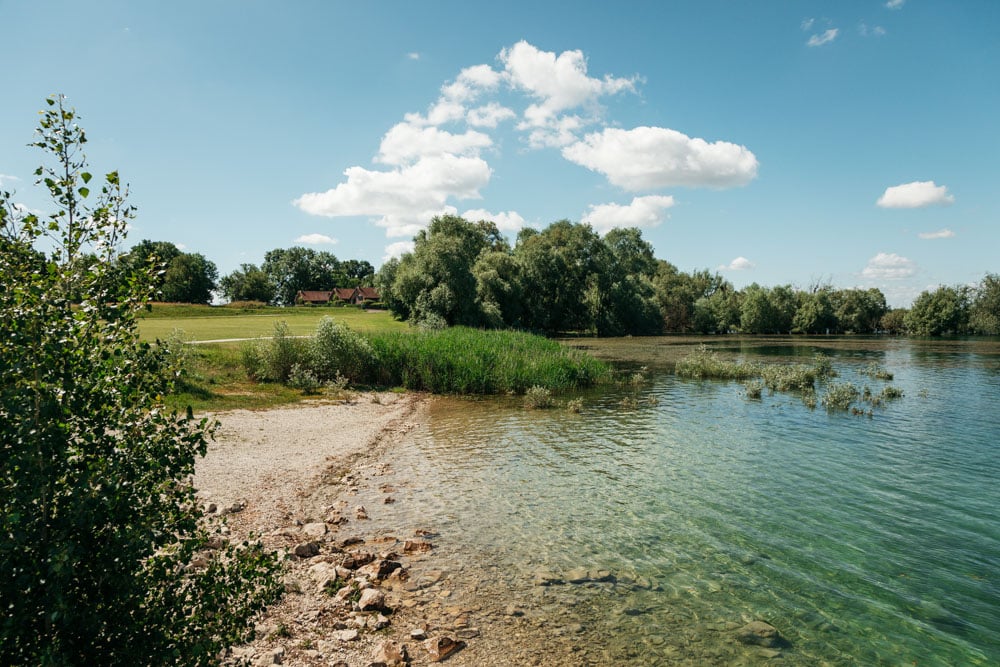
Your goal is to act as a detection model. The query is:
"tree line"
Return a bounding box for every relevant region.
[69,241,377,305]
[376,215,1000,337]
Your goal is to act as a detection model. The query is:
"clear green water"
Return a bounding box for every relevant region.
[372,339,1000,665]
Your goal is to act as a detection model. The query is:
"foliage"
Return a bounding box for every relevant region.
[240,320,306,382]
[821,382,861,411]
[744,379,765,399]
[524,385,556,409]
[160,251,218,304]
[287,363,321,394]
[970,273,1000,335]
[219,263,275,304]
[308,315,373,383]
[905,285,971,336]
[861,362,893,381]
[262,246,346,306]
[0,96,281,666]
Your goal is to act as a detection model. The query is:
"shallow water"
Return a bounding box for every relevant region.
[371,338,1000,665]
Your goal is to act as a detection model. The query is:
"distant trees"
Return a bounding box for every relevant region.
[218,263,274,303]
[118,240,218,304]
[970,273,1000,335]
[905,286,971,336]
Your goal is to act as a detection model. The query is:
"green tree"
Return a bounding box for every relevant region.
[161,252,218,304]
[119,239,183,295]
[390,215,505,326]
[793,287,837,334]
[473,249,524,328]
[905,285,971,336]
[515,220,608,334]
[880,308,908,335]
[219,262,275,303]
[970,273,1000,335]
[0,96,281,665]
[262,246,344,305]
[652,262,730,333]
[740,284,794,334]
[832,288,888,334]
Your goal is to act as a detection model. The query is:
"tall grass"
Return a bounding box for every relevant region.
[241,321,609,395]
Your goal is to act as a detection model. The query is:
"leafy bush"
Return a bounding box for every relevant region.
[524,385,555,409]
[744,379,765,399]
[288,363,321,394]
[1,96,281,666]
[310,315,374,382]
[822,382,861,411]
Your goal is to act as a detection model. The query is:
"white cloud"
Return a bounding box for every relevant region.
[719,256,756,271]
[376,123,492,165]
[886,0,905,9]
[807,28,839,47]
[294,154,491,238]
[918,228,955,240]
[801,18,815,31]
[441,64,503,103]
[294,233,338,245]
[580,195,675,233]
[460,208,526,232]
[500,40,637,145]
[466,102,516,128]
[407,52,421,60]
[12,202,45,217]
[859,23,887,37]
[862,252,916,280]
[563,126,758,190]
[876,180,954,208]
[0,173,21,187]
[382,240,414,262]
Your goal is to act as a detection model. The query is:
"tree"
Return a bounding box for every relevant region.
[161,252,218,304]
[1,96,281,665]
[832,288,887,334]
[262,246,344,305]
[389,215,504,326]
[515,220,608,333]
[739,284,794,334]
[219,263,275,304]
[970,273,1000,335]
[119,239,183,294]
[793,287,837,334]
[905,285,971,336]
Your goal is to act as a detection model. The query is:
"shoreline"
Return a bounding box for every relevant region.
[195,393,588,666]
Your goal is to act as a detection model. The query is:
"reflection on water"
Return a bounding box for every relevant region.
[371,338,1000,665]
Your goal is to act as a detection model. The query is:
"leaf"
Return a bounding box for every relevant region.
[81,172,92,184]
[78,187,90,198]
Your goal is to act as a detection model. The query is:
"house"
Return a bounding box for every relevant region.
[296,287,381,306]
[296,290,334,305]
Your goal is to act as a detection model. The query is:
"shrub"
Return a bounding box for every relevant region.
[861,362,894,381]
[524,385,555,409]
[744,379,765,400]
[0,96,282,666]
[822,382,861,411]
[288,363,321,394]
[309,316,374,383]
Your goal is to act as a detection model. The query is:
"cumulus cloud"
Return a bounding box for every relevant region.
[500,40,637,147]
[876,180,954,208]
[807,28,839,47]
[563,126,758,190]
[460,208,526,232]
[294,233,338,245]
[918,228,955,240]
[382,240,415,262]
[859,23,887,37]
[376,123,492,165]
[580,195,675,233]
[886,0,905,9]
[719,257,756,271]
[862,252,916,280]
[293,154,491,237]
[466,102,516,128]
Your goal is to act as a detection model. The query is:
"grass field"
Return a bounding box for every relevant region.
[138,304,406,341]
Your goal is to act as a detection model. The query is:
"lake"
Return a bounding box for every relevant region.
[363,337,1000,665]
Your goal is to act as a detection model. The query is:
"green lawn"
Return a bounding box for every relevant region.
[138,305,407,342]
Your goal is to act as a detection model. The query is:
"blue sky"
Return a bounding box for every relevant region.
[1,0,997,306]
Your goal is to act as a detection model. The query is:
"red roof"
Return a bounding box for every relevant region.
[297,290,333,303]
[333,288,357,301]
[357,286,380,300]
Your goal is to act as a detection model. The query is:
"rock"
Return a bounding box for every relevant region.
[373,640,408,666]
[372,613,391,631]
[566,567,590,584]
[205,502,218,514]
[533,571,564,586]
[358,559,403,580]
[410,627,428,640]
[424,636,463,662]
[302,522,328,538]
[758,648,783,659]
[736,621,787,648]
[334,629,359,642]
[403,539,433,554]
[341,551,376,569]
[254,646,285,665]
[591,569,615,583]
[358,588,387,612]
[340,536,364,548]
[505,604,524,617]
[224,500,246,514]
[293,541,321,558]
[456,628,480,639]
[356,505,369,520]
[384,496,396,504]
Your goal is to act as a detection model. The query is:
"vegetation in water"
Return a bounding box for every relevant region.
[861,362,894,381]
[524,385,556,409]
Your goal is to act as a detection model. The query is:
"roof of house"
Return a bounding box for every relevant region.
[333,288,357,300]
[357,286,380,300]
[297,290,334,302]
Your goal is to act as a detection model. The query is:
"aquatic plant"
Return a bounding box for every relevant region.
[566,398,584,413]
[744,379,765,400]
[524,385,555,409]
[822,382,861,411]
[861,362,894,381]
[675,345,758,380]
